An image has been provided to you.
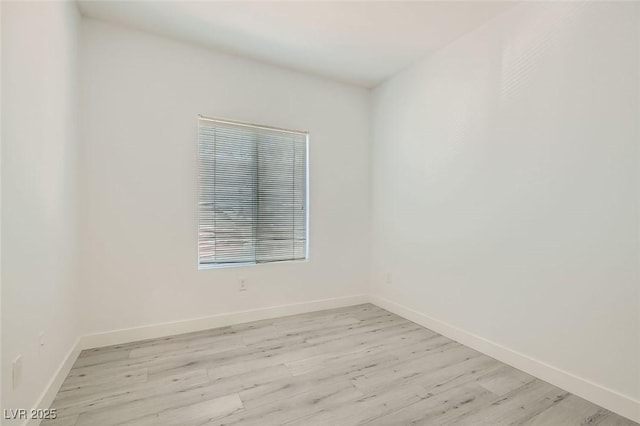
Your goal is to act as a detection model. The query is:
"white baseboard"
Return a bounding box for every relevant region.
[79,294,369,349]
[368,295,640,424]
[25,338,83,426]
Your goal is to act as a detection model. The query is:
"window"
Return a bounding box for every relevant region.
[197,115,308,267]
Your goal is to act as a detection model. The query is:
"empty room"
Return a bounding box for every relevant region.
[1,0,639,425]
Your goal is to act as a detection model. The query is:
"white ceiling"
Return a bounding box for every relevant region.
[78,1,515,88]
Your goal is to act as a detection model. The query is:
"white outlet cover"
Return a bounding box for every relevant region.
[238,277,248,291]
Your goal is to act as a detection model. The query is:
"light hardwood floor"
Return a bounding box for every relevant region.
[44,304,637,426]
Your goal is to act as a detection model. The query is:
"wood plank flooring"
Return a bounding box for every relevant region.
[44,304,637,426]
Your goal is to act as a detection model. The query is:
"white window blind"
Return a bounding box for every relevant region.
[198,116,308,267]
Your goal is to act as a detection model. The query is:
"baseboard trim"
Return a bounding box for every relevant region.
[25,337,83,426]
[368,295,640,423]
[79,294,369,350]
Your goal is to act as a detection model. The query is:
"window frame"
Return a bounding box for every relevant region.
[196,114,310,269]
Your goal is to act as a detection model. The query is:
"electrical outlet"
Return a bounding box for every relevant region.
[385,272,393,284]
[12,355,22,390]
[238,277,248,292]
[39,332,45,355]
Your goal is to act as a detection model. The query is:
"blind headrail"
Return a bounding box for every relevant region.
[198,114,309,136]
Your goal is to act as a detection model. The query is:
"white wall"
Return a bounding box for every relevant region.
[78,20,370,334]
[1,0,80,418]
[371,0,639,412]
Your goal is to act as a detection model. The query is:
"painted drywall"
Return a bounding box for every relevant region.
[1,0,80,418]
[0,0,4,412]
[78,19,370,334]
[371,0,639,408]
